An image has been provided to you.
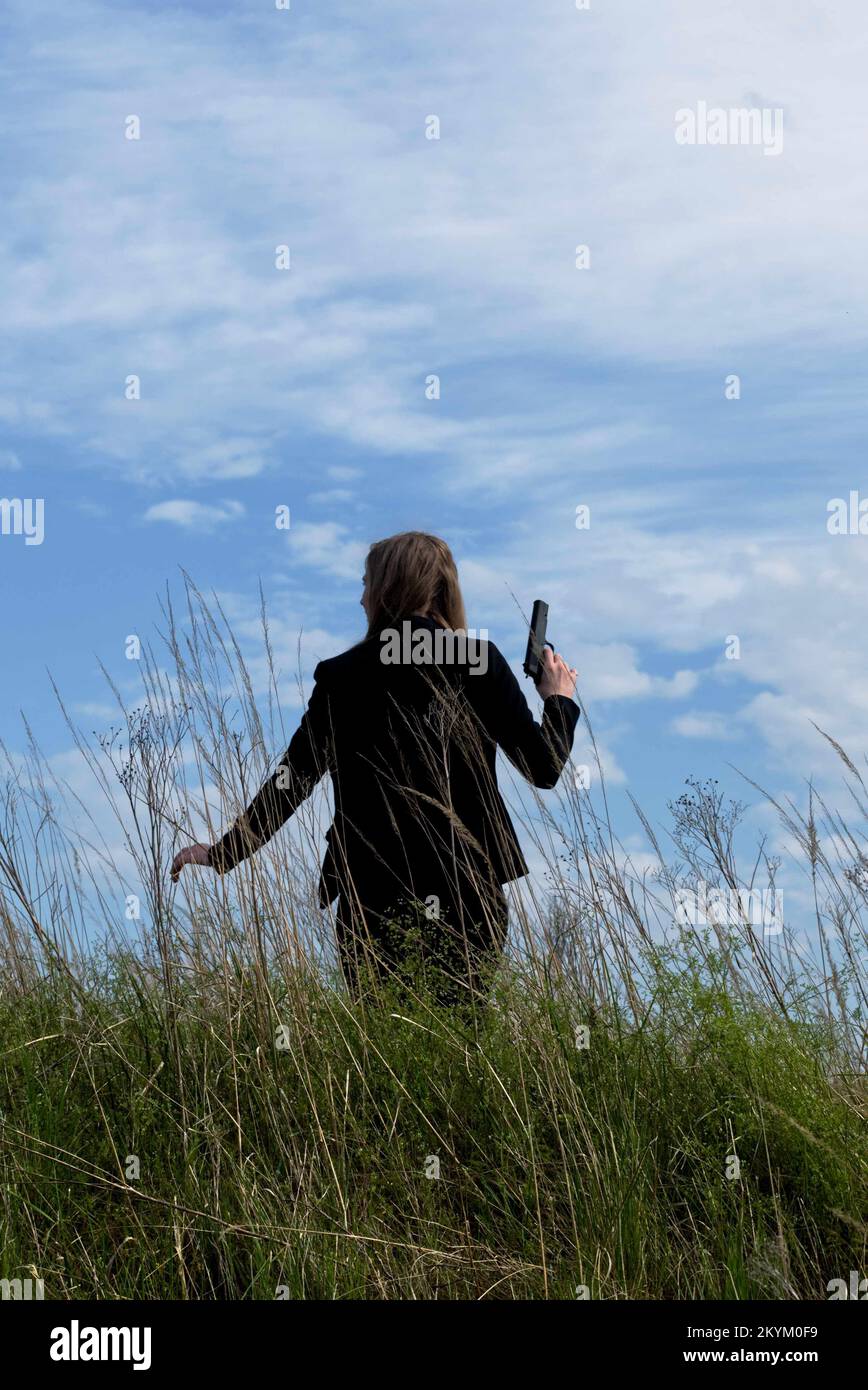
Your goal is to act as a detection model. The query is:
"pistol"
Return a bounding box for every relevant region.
[522,599,554,685]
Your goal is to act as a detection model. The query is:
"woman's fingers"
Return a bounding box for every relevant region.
[171,843,211,882]
[553,652,578,693]
[171,846,195,882]
[537,647,578,699]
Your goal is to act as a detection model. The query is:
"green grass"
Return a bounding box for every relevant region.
[0,584,865,1299]
[1,941,863,1299]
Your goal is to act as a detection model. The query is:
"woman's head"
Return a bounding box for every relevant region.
[362,532,467,637]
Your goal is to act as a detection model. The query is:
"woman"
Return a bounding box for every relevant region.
[171,532,579,1003]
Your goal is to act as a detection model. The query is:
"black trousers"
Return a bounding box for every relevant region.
[336,879,509,1006]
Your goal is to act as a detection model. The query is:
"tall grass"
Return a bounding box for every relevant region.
[0,579,864,1299]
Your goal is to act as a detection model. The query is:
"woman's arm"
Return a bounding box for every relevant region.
[171,677,332,881]
[478,642,579,789]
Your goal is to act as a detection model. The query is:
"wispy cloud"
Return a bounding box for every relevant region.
[287,521,367,581]
[672,712,736,741]
[143,499,244,530]
[2,0,867,860]
[4,0,866,491]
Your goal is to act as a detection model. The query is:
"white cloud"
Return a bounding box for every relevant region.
[172,438,268,481]
[4,0,867,487]
[73,700,120,720]
[2,0,867,821]
[142,499,244,530]
[287,520,368,581]
[530,640,698,705]
[672,711,736,741]
[457,515,868,789]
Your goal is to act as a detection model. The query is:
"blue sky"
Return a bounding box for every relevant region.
[2,0,867,931]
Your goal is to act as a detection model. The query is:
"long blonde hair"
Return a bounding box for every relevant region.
[363,532,468,638]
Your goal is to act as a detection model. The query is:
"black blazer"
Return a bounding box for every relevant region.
[207,616,580,907]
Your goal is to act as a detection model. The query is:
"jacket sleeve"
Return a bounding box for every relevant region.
[477,642,580,790]
[207,671,332,875]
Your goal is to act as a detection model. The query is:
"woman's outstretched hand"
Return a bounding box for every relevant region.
[537,646,578,700]
[170,843,212,883]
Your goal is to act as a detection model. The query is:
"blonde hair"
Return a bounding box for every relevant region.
[363,532,468,637]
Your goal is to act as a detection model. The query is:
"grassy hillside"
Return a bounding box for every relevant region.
[0,584,864,1298]
[0,943,864,1299]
